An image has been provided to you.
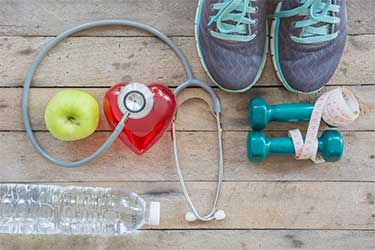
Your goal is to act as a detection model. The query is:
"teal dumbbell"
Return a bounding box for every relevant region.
[248,98,314,130]
[247,130,344,163]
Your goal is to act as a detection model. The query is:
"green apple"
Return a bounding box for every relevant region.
[44,90,99,141]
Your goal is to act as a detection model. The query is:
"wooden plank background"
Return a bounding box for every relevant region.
[0,0,374,249]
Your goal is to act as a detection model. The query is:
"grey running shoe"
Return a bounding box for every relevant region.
[195,0,268,92]
[271,0,347,94]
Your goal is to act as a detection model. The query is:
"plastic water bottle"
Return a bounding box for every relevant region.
[0,184,160,235]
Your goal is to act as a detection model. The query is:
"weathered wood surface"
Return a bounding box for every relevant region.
[0,0,373,36]
[1,230,374,250]
[0,86,373,132]
[0,35,373,87]
[0,131,373,182]
[0,0,374,249]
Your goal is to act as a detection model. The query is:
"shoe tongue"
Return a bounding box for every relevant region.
[280,0,303,11]
[280,0,307,38]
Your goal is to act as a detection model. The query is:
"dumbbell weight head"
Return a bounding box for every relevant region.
[247,131,269,163]
[247,130,344,163]
[248,98,270,131]
[318,130,344,162]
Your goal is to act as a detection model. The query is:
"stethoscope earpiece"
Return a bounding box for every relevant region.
[214,209,226,220]
[184,211,196,222]
[117,82,154,119]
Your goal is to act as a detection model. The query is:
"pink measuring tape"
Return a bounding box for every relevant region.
[289,88,360,163]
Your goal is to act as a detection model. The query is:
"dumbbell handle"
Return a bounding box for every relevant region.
[248,98,314,130]
[267,135,324,155]
[269,103,313,123]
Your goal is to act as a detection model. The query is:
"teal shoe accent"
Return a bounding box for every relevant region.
[208,0,258,42]
[272,0,340,45]
[270,3,323,95]
[270,0,347,94]
[195,0,268,93]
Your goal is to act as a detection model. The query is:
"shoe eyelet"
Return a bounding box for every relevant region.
[292,21,297,28]
[210,3,214,10]
[254,6,259,13]
[254,19,258,25]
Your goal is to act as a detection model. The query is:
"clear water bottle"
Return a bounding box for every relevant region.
[0,184,160,235]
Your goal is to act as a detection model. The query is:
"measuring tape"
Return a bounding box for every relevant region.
[289,88,360,163]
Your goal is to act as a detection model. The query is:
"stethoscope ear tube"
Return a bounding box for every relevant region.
[174,78,222,114]
[171,97,224,222]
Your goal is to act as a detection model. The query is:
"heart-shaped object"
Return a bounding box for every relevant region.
[103,82,176,155]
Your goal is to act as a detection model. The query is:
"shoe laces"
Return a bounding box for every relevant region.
[208,0,258,42]
[273,0,341,44]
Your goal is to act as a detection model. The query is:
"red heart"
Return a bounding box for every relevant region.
[103,82,176,155]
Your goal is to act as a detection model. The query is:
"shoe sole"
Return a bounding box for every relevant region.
[270,2,323,95]
[195,0,268,93]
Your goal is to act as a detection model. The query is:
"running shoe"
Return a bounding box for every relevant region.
[271,0,347,94]
[195,0,268,92]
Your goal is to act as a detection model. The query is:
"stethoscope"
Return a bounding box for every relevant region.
[22,20,225,222]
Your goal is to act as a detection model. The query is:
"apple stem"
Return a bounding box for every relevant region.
[67,116,80,126]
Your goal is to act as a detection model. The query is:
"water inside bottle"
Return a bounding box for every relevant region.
[0,184,147,235]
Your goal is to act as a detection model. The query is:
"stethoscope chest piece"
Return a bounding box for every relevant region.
[117,83,154,119]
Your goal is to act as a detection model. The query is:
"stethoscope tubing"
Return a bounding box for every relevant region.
[22,19,224,222]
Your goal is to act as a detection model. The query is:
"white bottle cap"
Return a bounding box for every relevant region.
[146,202,160,225]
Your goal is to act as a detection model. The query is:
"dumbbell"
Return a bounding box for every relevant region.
[248,98,314,130]
[247,130,344,163]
